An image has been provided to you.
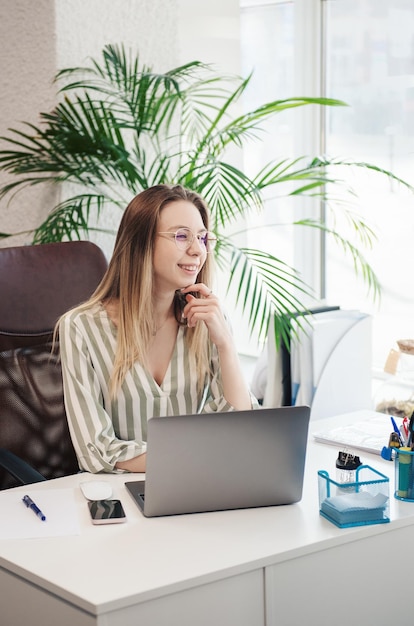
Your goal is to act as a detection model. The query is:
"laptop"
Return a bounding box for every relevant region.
[125,405,310,517]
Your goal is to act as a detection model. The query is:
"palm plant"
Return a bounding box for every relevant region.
[0,44,410,345]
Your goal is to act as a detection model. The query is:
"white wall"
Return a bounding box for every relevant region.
[177,0,240,73]
[55,0,179,72]
[0,0,240,248]
[0,0,58,245]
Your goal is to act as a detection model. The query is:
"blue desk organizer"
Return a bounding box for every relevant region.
[394,447,414,501]
[318,465,390,528]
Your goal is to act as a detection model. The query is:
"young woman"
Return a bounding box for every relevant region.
[59,184,256,474]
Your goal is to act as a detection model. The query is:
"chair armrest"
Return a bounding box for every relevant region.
[0,448,46,486]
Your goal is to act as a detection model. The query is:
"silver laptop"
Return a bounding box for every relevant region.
[125,406,310,517]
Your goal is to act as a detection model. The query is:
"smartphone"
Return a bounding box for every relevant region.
[175,289,199,325]
[87,499,127,525]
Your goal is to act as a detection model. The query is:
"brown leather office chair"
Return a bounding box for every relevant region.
[0,241,108,489]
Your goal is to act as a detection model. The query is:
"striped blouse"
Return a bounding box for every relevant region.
[59,303,235,473]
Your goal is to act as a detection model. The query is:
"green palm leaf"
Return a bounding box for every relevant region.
[33,194,119,243]
[0,43,408,347]
[225,243,315,342]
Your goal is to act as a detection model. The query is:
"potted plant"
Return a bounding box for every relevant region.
[0,44,410,345]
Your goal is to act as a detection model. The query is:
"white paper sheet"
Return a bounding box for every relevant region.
[313,411,399,455]
[0,488,80,539]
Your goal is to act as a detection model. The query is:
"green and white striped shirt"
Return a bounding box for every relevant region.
[59,304,233,473]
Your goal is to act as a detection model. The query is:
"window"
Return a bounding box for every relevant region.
[323,0,414,371]
[240,0,414,374]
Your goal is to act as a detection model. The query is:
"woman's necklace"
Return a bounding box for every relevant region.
[152,312,174,335]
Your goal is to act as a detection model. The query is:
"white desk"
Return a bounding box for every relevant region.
[1,413,414,626]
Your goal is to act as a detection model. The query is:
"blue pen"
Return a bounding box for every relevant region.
[408,412,414,448]
[22,495,46,521]
[390,416,404,446]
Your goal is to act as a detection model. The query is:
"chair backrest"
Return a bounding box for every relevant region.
[0,241,108,488]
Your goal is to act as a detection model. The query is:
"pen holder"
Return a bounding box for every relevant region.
[318,465,390,528]
[394,447,414,501]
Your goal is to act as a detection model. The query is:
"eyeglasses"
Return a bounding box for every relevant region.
[158,228,217,252]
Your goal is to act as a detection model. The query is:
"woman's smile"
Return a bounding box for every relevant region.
[178,263,199,275]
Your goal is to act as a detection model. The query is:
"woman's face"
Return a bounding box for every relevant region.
[153,200,208,293]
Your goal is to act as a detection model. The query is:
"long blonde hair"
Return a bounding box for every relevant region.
[66,184,215,395]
